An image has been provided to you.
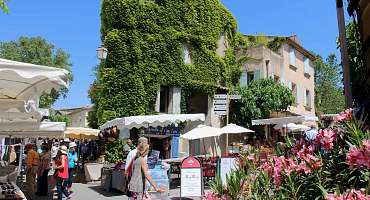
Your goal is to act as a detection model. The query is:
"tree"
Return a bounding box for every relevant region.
[314,54,345,114]
[230,79,294,127]
[0,0,9,13]
[0,36,73,108]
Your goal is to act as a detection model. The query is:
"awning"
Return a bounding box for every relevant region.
[274,123,310,132]
[181,125,222,140]
[0,122,66,138]
[65,127,100,139]
[252,115,318,126]
[100,114,205,130]
[221,124,254,134]
[0,58,69,101]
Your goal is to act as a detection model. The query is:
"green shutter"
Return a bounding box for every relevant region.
[254,70,260,80]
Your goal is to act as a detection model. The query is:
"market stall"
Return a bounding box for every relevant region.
[0,58,69,198]
[65,127,100,139]
[99,113,205,193]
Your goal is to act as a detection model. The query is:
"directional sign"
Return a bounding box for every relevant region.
[213,99,227,104]
[215,111,227,115]
[229,95,242,100]
[214,105,227,110]
[214,94,227,99]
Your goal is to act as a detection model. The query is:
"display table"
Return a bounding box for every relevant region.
[84,163,104,182]
[111,169,126,192]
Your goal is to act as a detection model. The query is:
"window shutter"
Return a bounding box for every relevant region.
[296,85,300,105]
[254,70,260,80]
[304,88,307,107]
[240,72,247,86]
[290,47,295,65]
[288,81,292,90]
[304,58,309,73]
[280,78,285,86]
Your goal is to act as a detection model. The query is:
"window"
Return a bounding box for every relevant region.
[274,75,280,83]
[305,89,311,108]
[265,60,270,78]
[304,57,310,76]
[290,47,296,66]
[160,86,170,113]
[182,45,191,64]
[240,72,247,86]
[247,71,255,83]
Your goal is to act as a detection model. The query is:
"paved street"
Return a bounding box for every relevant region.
[38,181,201,200]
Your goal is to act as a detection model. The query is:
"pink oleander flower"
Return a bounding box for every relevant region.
[316,129,336,151]
[297,162,312,175]
[261,161,273,176]
[285,158,297,175]
[202,191,218,200]
[247,153,255,161]
[335,108,353,123]
[326,189,370,200]
[346,140,370,169]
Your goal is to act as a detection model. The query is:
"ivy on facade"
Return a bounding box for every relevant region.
[90,0,239,125]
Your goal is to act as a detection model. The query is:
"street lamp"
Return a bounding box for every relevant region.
[96,46,108,60]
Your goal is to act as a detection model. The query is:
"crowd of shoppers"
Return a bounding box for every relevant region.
[24,139,80,200]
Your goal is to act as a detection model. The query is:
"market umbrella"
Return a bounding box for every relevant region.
[274,123,310,133]
[221,124,254,152]
[181,125,223,156]
[65,127,100,139]
[0,58,69,101]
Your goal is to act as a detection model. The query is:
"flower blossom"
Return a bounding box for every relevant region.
[335,108,353,123]
[316,129,336,151]
[346,140,370,169]
[326,189,370,200]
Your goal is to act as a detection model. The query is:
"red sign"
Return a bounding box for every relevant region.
[181,156,201,168]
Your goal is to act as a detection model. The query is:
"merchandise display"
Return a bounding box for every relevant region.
[0,182,24,199]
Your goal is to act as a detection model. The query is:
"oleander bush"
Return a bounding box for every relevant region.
[206,109,370,200]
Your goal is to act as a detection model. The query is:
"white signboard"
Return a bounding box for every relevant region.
[220,158,238,185]
[214,105,227,110]
[213,99,227,104]
[181,168,202,197]
[214,94,227,99]
[229,95,242,100]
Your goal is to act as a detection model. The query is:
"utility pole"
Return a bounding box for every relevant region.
[336,0,353,108]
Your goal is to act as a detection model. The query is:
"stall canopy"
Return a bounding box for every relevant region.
[274,123,310,132]
[181,125,223,140]
[221,124,254,134]
[0,122,65,138]
[65,127,100,139]
[0,58,69,101]
[0,58,69,138]
[100,114,205,130]
[252,115,318,126]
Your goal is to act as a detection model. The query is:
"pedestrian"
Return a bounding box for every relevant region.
[36,143,51,196]
[25,143,39,200]
[55,145,70,200]
[124,139,134,153]
[128,143,164,199]
[124,137,148,175]
[64,142,78,195]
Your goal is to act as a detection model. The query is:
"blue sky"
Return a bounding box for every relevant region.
[0,0,342,109]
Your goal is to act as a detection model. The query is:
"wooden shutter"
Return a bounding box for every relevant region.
[304,58,309,73]
[254,70,260,80]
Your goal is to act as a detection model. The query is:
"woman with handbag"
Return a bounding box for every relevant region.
[128,143,165,200]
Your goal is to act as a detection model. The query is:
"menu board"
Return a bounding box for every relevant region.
[180,168,202,197]
[220,158,238,185]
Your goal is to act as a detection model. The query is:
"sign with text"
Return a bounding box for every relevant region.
[214,94,227,115]
[229,95,242,100]
[181,157,203,197]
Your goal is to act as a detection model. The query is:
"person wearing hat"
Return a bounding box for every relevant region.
[64,142,78,195]
[36,143,51,196]
[55,145,70,200]
[25,143,39,200]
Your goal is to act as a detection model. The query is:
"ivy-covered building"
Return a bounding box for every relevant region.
[92,0,240,128]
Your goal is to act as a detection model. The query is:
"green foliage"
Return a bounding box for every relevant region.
[92,0,239,125]
[0,36,73,108]
[230,79,295,127]
[48,109,72,126]
[104,139,127,164]
[343,21,370,105]
[314,54,345,114]
[0,0,9,13]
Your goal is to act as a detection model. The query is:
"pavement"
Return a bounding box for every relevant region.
[33,181,201,200]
